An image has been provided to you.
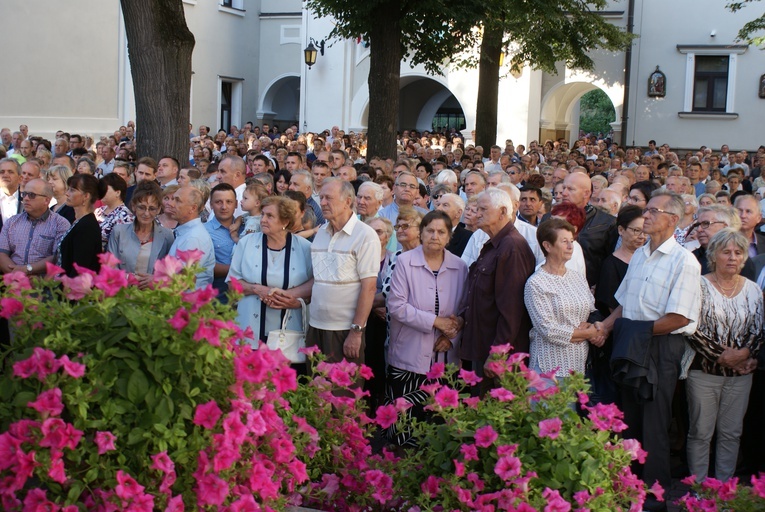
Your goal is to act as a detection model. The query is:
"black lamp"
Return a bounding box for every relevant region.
[304,38,325,69]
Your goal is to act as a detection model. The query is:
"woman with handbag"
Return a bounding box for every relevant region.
[227,196,313,367]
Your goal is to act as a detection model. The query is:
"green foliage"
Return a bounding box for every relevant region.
[0,265,239,507]
[728,0,765,46]
[579,89,616,136]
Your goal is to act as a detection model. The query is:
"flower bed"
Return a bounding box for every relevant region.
[0,253,672,511]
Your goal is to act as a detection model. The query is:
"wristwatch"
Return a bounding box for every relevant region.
[25,264,33,274]
[350,323,364,333]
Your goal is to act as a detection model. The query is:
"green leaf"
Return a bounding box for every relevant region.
[13,391,37,408]
[126,369,149,404]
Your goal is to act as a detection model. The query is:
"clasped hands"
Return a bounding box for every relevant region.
[260,287,301,309]
[433,315,463,352]
[717,347,757,375]
[578,321,607,347]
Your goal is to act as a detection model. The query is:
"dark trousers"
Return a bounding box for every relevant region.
[620,333,685,501]
[306,326,366,365]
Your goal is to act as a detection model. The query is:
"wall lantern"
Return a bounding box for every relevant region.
[304,38,325,69]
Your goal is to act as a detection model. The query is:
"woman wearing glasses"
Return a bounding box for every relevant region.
[107,181,174,287]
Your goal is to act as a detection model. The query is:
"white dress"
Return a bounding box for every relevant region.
[524,267,596,378]
[227,233,313,343]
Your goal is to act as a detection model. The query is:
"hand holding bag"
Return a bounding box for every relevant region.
[266,297,307,364]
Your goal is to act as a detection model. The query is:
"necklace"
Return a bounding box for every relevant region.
[136,227,153,245]
[713,274,740,298]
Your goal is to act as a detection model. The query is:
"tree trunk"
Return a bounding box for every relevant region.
[366,1,402,160]
[119,0,195,166]
[474,25,502,149]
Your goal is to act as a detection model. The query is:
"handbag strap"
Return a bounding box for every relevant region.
[280,297,307,331]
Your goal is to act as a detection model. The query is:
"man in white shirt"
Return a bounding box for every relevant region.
[96,144,116,177]
[0,159,22,231]
[600,191,701,511]
[307,178,380,365]
[216,155,246,217]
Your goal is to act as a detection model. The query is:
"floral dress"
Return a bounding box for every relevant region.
[95,204,135,250]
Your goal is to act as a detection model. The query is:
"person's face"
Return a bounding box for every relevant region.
[641,196,677,236]
[47,172,67,196]
[320,181,352,222]
[177,169,191,186]
[687,165,700,180]
[543,228,575,263]
[20,164,39,186]
[356,187,382,217]
[135,164,156,183]
[75,160,91,175]
[285,156,300,172]
[715,240,746,275]
[240,189,260,213]
[435,197,461,225]
[133,196,161,227]
[379,182,393,203]
[113,167,130,184]
[420,218,450,253]
[21,181,51,218]
[100,144,114,162]
[736,197,761,232]
[288,175,311,198]
[553,184,564,203]
[171,188,198,222]
[618,217,646,251]
[274,175,289,195]
[211,190,237,223]
[542,169,554,185]
[561,175,589,208]
[519,191,542,219]
[553,169,568,185]
[699,196,715,208]
[507,167,524,185]
[591,180,604,197]
[337,167,354,181]
[394,174,418,204]
[312,166,330,188]
[627,189,647,208]
[259,204,285,236]
[635,167,650,182]
[368,219,391,250]
[464,174,485,198]
[476,195,505,232]
[65,183,88,208]
[415,165,429,181]
[0,162,20,191]
[157,158,176,180]
[490,147,501,161]
[486,174,504,188]
[728,176,742,190]
[393,217,420,245]
[19,141,33,158]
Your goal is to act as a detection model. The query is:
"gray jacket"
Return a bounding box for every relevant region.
[107,222,174,274]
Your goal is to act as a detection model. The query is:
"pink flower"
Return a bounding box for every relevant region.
[28,388,64,417]
[489,343,513,355]
[271,367,297,393]
[426,362,445,380]
[115,470,145,500]
[542,488,571,512]
[94,265,128,297]
[154,255,185,283]
[0,433,21,471]
[752,473,765,499]
[327,366,354,387]
[459,368,482,386]
[359,364,374,380]
[573,490,591,505]
[168,308,190,332]
[497,444,518,457]
[489,388,515,402]
[453,459,465,477]
[176,248,205,265]
[151,452,174,474]
[650,481,665,502]
[230,494,259,512]
[234,347,268,383]
[375,405,398,429]
[538,418,562,439]
[460,443,479,461]
[393,397,412,413]
[587,402,628,432]
[494,455,522,480]
[98,252,122,268]
[23,489,54,511]
[182,285,218,313]
[48,455,67,483]
[193,320,221,347]
[165,495,185,512]
[463,396,480,408]
[3,270,32,295]
[622,438,647,463]
[39,418,68,449]
[197,473,229,506]
[0,298,23,319]
[59,272,94,300]
[58,355,85,378]
[45,262,66,277]
[194,400,222,429]
[228,276,244,295]
[94,431,117,455]
[474,425,498,448]
[421,475,441,498]
[434,386,459,408]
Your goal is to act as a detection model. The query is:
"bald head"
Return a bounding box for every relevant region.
[561,172,592,208]
[598,189,621,216]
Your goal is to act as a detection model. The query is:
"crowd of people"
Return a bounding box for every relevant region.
[1,121,765,511]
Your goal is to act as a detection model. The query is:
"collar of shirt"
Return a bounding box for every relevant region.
[175,217,203,237]
[325,212,358,236]
[641,234,678,257]
[26,209,51,223]
[487,220,517,247]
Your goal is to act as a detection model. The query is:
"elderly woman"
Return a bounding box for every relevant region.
[76,157,96,176]
[675,193,698,246]
[157,185,179,229]
[686,228,762,482]
[697,193,716,208]
[365,216,395,412]
[107,181,174,286]
[380,206,424,303]
[227,196,313,346]
[46,165,75,223]
[57,174,102,277]
[95,173,135,250]
[385,210,468,446]
[525,217,600,379]
[548,203,587,276]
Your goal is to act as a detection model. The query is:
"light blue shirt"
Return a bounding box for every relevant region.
[204,216,235,296]
[169,217,215,289]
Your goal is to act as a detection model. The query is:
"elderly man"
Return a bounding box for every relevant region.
[692,204,754,278]
[97,144,116,177]
[436,193,472,257]
[595,188,622,217]
[461,188,535,382]
[217,155,247,217]
[487,170,511,188]
[507,164,526,187]
[561,171,616,285]
[600,191,701,511]
[356,181,383,221]
[378,171,429,223]
[735,194,765,257]
[0,159,22,232]
[20,161,41,188]
[0,178,70,275]
[289,170,325,225]
[463,170,486,200]
[307,178,381,364]
[169,186,216,289]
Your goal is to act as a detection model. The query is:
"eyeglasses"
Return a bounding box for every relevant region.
[20,191,49,200]
[394,223,414,231]
[432,194,443,200]
[695,220,726,230]
[642,207,677,217]
[135,205,160,214]
[625,226,645,236]
[396,183,418,190]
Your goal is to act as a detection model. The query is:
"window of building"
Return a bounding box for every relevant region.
[693,56,729,112]
[221,0,243,9]
[218,78,243,132]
